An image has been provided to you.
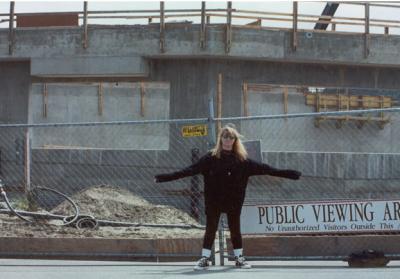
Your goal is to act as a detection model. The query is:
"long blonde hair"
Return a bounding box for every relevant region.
[211,124,248,161]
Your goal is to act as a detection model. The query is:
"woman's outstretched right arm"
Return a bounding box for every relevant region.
[154,153,211,183]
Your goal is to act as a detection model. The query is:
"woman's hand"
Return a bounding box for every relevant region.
[288,170,301,180]
[154,174,169,183]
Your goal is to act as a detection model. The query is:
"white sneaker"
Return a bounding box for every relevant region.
[193,256,210,271]
[235,255,252,269]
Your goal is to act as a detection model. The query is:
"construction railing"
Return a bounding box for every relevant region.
[1,1,400,54]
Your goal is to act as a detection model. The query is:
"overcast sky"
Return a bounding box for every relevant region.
[1,1,400,34]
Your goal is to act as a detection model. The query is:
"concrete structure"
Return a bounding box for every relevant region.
[0,22,400,221]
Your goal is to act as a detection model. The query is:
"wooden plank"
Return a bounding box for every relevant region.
[42,83,48,118]
[227,235,400,258]
[140,82,145,117]
[17,13,79,27]
[243,82,248,117]
[305,94,394,109]
[98,83,103,116]
[157,238,203,254]
[217,73,222,132]
[0,237,203,261]
[283,86,288,116]
[316,115,390,122]
[246,19,262,26]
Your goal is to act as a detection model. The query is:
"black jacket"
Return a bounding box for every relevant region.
[155,151,301,214]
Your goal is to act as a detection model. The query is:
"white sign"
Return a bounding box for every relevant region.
[241,200,400,234]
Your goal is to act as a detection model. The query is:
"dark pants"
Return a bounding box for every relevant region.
[203,208,242,250]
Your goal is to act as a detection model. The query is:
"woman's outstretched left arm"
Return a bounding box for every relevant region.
[246,159,301,180]
[154,153,211,183]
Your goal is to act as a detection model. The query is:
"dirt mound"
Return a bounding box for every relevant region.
[0,185,204,239]
[52,184,200,225]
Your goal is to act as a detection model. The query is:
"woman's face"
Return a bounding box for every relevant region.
[221,131,236,151]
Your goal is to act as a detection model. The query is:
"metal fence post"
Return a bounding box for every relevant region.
[83,1,88,49]
[225,1,232,53]
[292,1,298,51]
[364,2,370,58]
[207,97,217,265]
[190,148,200,221]
[208,97,225,266]
[200,1,207,49]
[8,1,15,55]
[160,1,165,53]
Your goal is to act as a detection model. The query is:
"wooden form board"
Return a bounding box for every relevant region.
[306,94,394,109]
[0,237,203,261]
[227,235,400,258]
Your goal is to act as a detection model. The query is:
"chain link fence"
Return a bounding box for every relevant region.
[0,107,400,261]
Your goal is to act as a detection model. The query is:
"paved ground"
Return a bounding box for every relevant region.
[1,259,400,279]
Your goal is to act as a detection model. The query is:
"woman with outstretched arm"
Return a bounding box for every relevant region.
[155,124,301,270]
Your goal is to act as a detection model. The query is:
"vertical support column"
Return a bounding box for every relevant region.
[225,1,232,53]
[98,82,103,116]
[160,1,165,53]
[200,1,207,49]
[140,82,146,117]
[207,98,216,151]
[190,148,200,221]
[83,1,88,49]
[8,1,15,55]
[242,82,248,117]
[283,86,288,121]
[43,83,48,118]
[217,73,222,132]
[292,1,298,51]
[24,129,30,192]
[24,128,33,210]
[207,97,218,266]
[218,217,225,266]
[364,2,370,58]
[379,95,385,129]
[314,89,320,127]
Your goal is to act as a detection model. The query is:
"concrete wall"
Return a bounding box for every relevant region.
[0,62,30,183]
[2,25,400,68]
[0,61,30,123]
[1,24,400,220]
[242,87,400,153]
[29,82,170,149]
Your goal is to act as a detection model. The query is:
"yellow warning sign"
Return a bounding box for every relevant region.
[182,125,208,137]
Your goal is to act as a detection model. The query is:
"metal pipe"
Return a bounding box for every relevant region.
[0,117,210,128]
[8,1,15,55]
[2,107,400,129]
[200,1,206,49]
[218,217,225,266]
[0,184,32,223]
[292,1,298,51]
[83,1,88,49]
[159,1,165,53]
[225,1,232,53]
[0,8,230,17]
[364,2,370,58]
[215,107,400,122]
